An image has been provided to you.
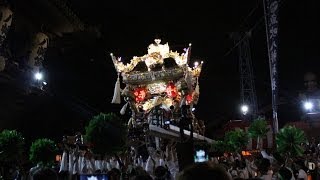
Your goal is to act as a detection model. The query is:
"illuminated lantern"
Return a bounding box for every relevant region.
[186,93,193,104]
[55,154,62,162]
[134,87,147,102]
[241,151,252,156]
[28,32,49,68]
[166,82,177,98]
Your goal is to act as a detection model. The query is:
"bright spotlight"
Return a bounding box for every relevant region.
[241,105,249,115]
[43,81,47,85]
[34,72,43,80]
[304,101,313,110]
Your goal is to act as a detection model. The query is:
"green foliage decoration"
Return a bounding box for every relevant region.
[0,129,25,164]
[276,125,306,158]
[248,117,269,139]
[248,117,269,150]
[224,129,249,153]
[29,138,58,167]
[85,112,127,156]
[210,140,227,156]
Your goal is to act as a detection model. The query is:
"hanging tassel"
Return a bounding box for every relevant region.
[194,78,200,104]
[78,156,84,173]
[59,151,68,172]
[145,156,154,174]
[72,156,79,175]
[185,71,192,90]
[159,158,165,167]
[155,137,160,150]
[180,96,186,107]
[95,160,102,171]
[68,153,73,173]
[106,161,111,171]
[111,73,121,104]
[120,102,128,115]
[195,78,200,95]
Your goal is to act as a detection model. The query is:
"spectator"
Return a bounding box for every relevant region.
[278,167,294,180]
[154,165,170,180]
[257,158,272,180]
[32,168,58,180]
[295,160,308,180]
[177,162,231,180]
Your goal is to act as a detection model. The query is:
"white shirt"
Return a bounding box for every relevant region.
[285,167,296,180]
[238,167,249,179]
[260,174,272,180]
[297,169,308,180]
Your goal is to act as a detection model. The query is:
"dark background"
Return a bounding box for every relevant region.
[1,0,319,140]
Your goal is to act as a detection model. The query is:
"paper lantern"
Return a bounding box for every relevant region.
[166,82,177,98]
[0,7,13,43]
[241,151,252,156]
[134,87,147,102]
[28,32,49,67]
[55,154,62,162]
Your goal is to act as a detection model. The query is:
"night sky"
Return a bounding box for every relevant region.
[1,0,320,140]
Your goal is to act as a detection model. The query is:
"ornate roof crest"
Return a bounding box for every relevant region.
[110,39,193,74]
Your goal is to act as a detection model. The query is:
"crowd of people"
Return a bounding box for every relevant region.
[28,140,319,180]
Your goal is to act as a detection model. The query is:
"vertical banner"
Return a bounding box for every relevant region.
[264,0,279,133]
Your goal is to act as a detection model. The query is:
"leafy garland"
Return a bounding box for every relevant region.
[210,140,227,156]
[0,129,25,164]
[248,117,269,139]
[276,125,306,159]
[224,129,249,153]
[29,138,58,167]
[210,129,249,155]
[85,112,128,157]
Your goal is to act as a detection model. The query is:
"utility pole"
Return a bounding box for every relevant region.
[233,32,258,120]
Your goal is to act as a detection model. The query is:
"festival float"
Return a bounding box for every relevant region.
[56,39,214,177]
[110,38,213,165]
